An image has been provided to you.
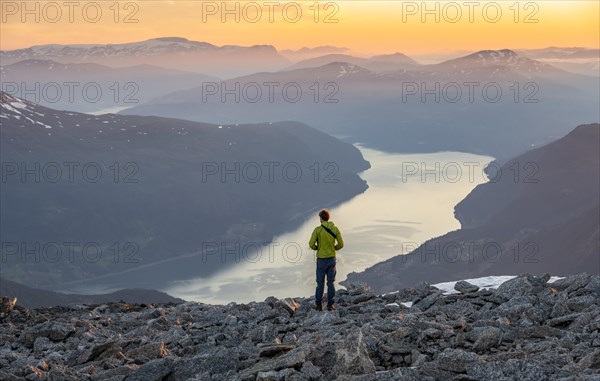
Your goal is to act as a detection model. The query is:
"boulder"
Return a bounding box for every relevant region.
[454,280,480,293]
[437,348,479,373]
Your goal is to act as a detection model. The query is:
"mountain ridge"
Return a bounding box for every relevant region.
[0,279,184,308]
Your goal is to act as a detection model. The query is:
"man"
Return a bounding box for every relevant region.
[309,209,344,311]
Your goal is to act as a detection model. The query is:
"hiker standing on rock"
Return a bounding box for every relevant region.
[309,209,344,311]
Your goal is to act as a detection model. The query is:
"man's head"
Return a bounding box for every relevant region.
[319,209,330,222]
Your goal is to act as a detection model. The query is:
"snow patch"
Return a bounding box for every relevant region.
[432,275,565,295]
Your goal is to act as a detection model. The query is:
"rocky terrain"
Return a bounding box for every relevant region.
[1,273,599,380]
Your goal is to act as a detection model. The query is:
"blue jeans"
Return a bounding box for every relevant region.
[315,257,336,305]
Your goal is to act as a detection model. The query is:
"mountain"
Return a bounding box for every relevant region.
[0,279,184,308]
[280,46,350,61]
[288,52,419,72]
[0,37,290,78]
[1,273,599,380]
[370,52,419,64]
[288,54,370,69]
[431,49,569,79]
[0,92,369,290]
[343,123,600,293]
[0,59,219,113]
[518,47,600,60]
[517,47,600,77]
[122,50,599,159]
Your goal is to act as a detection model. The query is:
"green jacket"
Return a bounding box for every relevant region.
[309,221,344,258]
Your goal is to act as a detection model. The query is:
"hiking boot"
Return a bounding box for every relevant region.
[315,302,323,311]
[327,303,335,311]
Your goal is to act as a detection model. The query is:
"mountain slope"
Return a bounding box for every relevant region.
[0,59,219,112]
[288,53,419,72]
[0,279,184,308]
[0,92,369,290]
[344,123,600,293]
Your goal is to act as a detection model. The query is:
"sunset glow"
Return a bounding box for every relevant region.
[1,1,598,55]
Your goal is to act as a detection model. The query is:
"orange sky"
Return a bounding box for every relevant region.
[1,1,598,55]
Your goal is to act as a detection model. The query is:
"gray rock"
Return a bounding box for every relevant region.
[259,344,296,358]
[469,327,501,352]
[495,275,535,300]
[551,273,590,292]
[76,341,121,364]
[336,367,434,381]
[300,361,323,381]
[437,348,479,373]
[23,321,76,347]
[238,347,308,379]
[583,276,600,296]
[125,357,174,381]
[257,368,297,381]
[350,292,377,304]
[276,298,301,315]
[345,283,371,296]
[33,337,53,354]
[567,295,597,312]
[466,358,555,380]
[455,280,480,293]
[576,349,600,371]
[333,329,376,376]
[413,291,441,312]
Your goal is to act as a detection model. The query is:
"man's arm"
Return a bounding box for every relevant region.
[309,228,319,250]
[334,228,344,250]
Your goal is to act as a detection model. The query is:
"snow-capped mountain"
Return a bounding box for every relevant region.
[432,49,567,78]
[0,37,290,78]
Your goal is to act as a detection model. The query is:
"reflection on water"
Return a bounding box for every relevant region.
[88,106,131,115]
[166,146,493,304]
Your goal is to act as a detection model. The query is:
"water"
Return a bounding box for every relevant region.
[165,146,493,304]
[88,106,131,115]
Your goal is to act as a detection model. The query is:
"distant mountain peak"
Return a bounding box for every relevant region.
[150,37,192,43]
[467,49,519,59]
[284,46,349,54]
[437,48,566,76]
[319,61,370,75]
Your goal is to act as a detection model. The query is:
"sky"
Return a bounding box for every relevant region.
[1,1,598,55]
